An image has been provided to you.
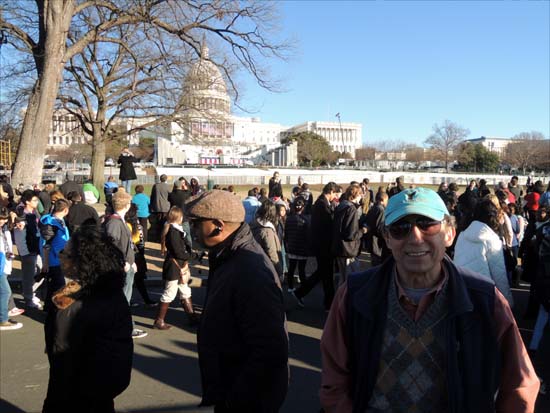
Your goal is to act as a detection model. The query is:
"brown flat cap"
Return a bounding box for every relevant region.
[185,190,245,223]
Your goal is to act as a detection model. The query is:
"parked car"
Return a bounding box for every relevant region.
[105,158,115,166]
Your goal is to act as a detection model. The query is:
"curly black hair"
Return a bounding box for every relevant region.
[65,224,126,295]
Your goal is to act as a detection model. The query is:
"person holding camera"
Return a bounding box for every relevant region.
[117,148,137,194]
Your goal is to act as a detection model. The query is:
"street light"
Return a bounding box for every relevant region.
[335,112,345,156]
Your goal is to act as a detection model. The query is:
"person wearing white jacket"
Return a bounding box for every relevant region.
[454,198,514,306]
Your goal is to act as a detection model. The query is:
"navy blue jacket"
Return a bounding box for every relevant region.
[347,257,499,413]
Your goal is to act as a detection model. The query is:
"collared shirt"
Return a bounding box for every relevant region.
[394,267,448,322]
[319,265,540,413]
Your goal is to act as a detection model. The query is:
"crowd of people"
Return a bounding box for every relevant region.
[0,168,549,412]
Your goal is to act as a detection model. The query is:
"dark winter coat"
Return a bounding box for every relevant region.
[59,180,85,201]
[66,202,99,235]
[162,224,194,281]
[198,223,288,412]
[310,195,334,256]
[43,281,133,413]
[361,203,390,260]
[284,212,311,257]
[117,154,137,181]
[150,182,171,213]
[268,177,283,198]
[168,189,192,211]
[332,199,362,258]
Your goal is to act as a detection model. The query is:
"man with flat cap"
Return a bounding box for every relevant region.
[185,190,288,413]
[320,187,539,413]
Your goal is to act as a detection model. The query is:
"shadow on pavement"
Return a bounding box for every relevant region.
[0,399,27,413]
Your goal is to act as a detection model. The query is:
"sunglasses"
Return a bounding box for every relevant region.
[387,217,443,240]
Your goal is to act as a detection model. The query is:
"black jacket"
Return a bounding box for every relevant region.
[66,203,99,235]
[59,180,85,201]
[361,203,390,259]
[268,177,283,198]
[284,212,311,257]
[198,223,288,412]
[162,224,194,281]
[168,189,192,211]
[43,281,133,413]
[347,257,499,413]
[331,200,362,258]
[117,154,137,181]
[310,195,333,256]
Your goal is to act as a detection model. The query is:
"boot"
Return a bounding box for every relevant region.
[181,297,200,326]
[153,302,172,330]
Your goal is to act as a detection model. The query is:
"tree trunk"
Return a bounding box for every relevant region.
[91,133,106,192]
[11,1,74,185]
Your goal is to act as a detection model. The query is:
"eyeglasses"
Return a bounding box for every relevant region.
[387,217,443,240]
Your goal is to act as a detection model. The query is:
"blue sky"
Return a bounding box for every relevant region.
[234,1,550,147]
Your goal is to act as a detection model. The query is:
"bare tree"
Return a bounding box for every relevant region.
[424,120,469,171]
[1,0,291,184]
[355,146,376,161]
[502,131,548,174]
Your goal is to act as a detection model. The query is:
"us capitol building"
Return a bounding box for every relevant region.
[47,43,363,166]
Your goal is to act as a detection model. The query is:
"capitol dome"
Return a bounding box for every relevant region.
[180,42,231,117]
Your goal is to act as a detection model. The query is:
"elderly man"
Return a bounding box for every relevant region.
[185,190,288,413]
[320,187,539,413]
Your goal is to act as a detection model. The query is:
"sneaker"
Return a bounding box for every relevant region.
[27,301,43,311]
[8,307,25,317]
[132,329,148,339]
[0,320,23,330]
[290,291,305,309]
[32,277,45,292]
[287,288,295,293]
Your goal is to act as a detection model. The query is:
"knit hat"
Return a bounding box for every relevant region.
[385,187,448,226]
[185,190,245,223]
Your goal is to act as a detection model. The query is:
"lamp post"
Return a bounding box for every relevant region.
[335,112,345,157]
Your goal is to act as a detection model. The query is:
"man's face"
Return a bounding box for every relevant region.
[511,178,518,186]
[191,218,218,248]
[385,214,455,281]
[274,173,279,181]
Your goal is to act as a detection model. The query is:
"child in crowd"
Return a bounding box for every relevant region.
[154,206,200,329]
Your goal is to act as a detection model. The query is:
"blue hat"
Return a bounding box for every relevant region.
[385,187,448,226]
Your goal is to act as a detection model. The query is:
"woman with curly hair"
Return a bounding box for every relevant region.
[42,223,133,413]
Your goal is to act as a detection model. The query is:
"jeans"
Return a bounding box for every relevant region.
[287,259,307,290]
[121,180,133,194]
[530,305,550,351]
[123,267,135,304]
[21,254,38,305]
[0,273,12,323]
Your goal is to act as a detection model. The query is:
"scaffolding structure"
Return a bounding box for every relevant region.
[0,140,12,168]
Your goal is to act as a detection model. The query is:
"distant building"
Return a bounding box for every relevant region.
[465,136,512,155]
[47,42,363,166]
[281,121,362,155]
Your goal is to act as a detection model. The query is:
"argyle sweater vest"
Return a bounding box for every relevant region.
[367,279,449,412]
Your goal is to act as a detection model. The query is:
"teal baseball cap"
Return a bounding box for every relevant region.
[385,187,448,226]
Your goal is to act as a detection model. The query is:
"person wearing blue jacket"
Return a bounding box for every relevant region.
[40,199,70,312]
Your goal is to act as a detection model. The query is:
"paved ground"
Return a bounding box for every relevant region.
[1,249,549,412]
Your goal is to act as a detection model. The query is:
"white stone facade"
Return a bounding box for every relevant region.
[465,136,512,155]
[281,121,362,155]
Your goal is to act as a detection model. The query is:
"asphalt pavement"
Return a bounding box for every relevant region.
[1,250,548,413]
